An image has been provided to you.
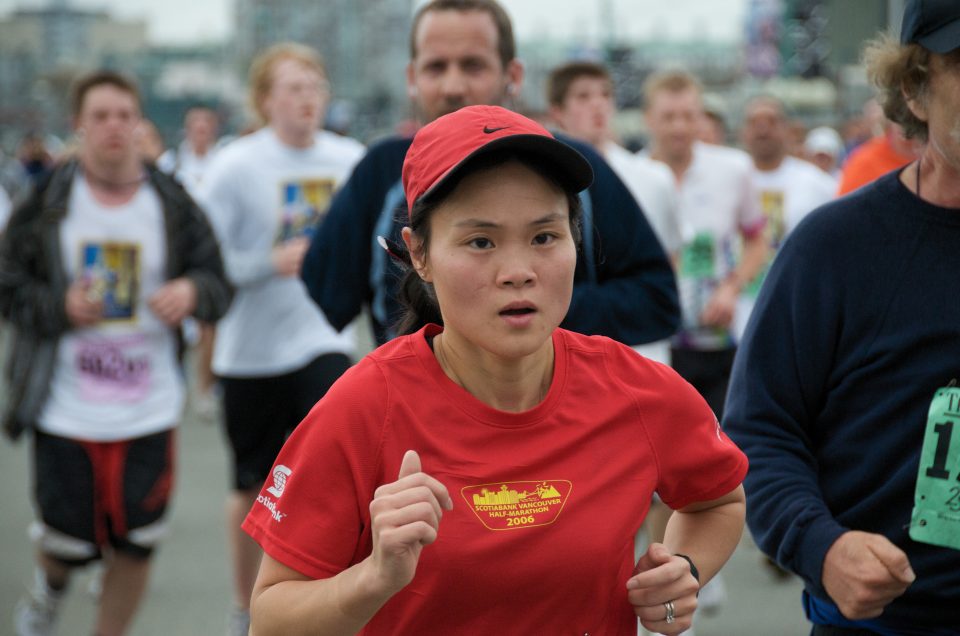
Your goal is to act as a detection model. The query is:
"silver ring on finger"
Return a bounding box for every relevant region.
[664,599,676,624]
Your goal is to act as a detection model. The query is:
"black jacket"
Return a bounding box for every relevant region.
[0,159,233,440]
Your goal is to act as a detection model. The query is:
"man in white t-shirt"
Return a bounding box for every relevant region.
[545,60,680,363]
[643,70,767,417]
[157,105,220,196]
[736,95,837,339]
[158,105,223,421]
[197,42,365,635]
[0,70,231,636]
[641,71,767,620]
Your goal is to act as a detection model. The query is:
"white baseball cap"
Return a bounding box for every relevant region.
[804,126,843,157]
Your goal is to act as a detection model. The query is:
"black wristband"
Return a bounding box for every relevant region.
[674,553,700,583]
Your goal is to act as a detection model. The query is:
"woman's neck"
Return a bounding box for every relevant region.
[433,331,554,413]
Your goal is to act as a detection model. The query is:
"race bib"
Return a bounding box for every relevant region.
[909,384,960,551]
[680,231,716,279]
[75,333,152,403]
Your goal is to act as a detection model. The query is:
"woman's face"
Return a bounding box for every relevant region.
[408,160,577,362]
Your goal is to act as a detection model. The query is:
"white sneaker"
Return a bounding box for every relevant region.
[227,607,250,636]
[182,317,201,347]
[193,388,222,424]
[86,562,104,600]
[12,570,63,636]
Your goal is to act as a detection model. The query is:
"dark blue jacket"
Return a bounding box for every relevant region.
[302,133,679,345]
[725,170,960,633]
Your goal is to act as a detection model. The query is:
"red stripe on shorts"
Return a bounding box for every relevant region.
[79,439,132,546]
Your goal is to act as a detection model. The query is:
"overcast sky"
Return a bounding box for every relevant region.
[0,0,749,45]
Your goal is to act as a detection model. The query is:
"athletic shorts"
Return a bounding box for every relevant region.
[31,428,176,564]
[669,346,737,421]
[220,352,351,491]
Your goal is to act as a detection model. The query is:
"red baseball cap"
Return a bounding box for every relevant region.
[401,105,593,215]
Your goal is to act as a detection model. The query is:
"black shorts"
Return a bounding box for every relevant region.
[811,626,881,635]
[32,429,176,564]
[220,352,351,491]
[669,346,737,421]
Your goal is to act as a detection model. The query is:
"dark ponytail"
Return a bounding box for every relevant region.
[393,196,442,336]
[396,267,443,336]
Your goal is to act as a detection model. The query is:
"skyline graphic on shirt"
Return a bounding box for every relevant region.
[462,480,572,531]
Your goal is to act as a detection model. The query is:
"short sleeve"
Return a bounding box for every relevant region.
[613,348,747,510]
[242,360,388,579]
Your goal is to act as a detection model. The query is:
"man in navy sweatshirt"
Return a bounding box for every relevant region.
[725,1,960,633]
[301,0,679,346]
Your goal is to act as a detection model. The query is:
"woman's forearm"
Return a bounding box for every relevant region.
[662,485,746,585]
[250,556,393,636]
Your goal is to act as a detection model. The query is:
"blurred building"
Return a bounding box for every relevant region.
[0,0,147,142]
[0,0,245,152]
[521,33,742,112]
[743,0,899,119]
[235,0,414,140]
[138,44,245,148]
[0,0,911,152]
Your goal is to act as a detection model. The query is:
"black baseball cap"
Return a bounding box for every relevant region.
[900,0,960,53]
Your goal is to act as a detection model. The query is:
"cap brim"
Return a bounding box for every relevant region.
[419,134,594,207]
[917,17,960,53]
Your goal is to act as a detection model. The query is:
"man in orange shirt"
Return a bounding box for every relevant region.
[836,120,919,195]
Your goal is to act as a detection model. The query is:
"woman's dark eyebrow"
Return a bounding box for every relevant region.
[452,212,566,229]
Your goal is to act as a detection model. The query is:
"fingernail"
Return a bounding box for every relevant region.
[625,578,638,590]
[904,566,916,582]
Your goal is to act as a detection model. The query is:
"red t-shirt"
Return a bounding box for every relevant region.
[243,325,747,635]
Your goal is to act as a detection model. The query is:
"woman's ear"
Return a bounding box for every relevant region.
[401,227,431,282]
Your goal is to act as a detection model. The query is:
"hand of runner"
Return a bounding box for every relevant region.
[627,542,700,635]
[367,450,453,595]
[65,278,104,327]
[822,530,915,620]
[149,277,198,326]
[272,236,311,277]
[700,279,738,328]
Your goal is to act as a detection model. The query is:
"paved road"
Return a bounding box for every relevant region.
[0,337,812,635]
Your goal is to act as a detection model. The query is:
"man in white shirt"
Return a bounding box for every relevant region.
[545,60,680,363]
[197,42,365,636]
[158,105,223,421]
[157,106,220,196]
[643,70,767,417]
[641,71,767,619]
[2,69,231,636]
[736,95,837,339]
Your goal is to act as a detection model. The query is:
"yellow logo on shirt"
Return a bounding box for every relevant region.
[462,480,572,530]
